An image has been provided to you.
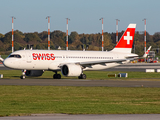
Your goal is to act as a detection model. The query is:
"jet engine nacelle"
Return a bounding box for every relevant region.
[25,70,44,77]
[61,64,82,77]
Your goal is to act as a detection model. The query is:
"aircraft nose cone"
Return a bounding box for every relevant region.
[3,59,8,67]
[3,59,12,68]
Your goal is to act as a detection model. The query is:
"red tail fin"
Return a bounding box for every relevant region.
[112,24,136,53]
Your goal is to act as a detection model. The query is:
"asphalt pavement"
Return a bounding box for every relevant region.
[1,114,160,120]
[0,78,160,87]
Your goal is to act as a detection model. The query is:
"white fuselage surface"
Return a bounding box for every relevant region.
[4,50,129,71]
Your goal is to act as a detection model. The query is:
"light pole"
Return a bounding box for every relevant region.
[46,16,50,50]
[143,18,147,62]
[116,19,120,44]
[66,18,70,50]
[11,16,16,52]
[99,18,104,51]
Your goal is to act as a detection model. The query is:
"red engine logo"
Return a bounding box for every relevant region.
[32,53,55,60]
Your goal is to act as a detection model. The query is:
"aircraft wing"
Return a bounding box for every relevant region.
[76,58,136,67]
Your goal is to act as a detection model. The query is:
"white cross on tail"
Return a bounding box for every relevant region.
[124,32,132,44]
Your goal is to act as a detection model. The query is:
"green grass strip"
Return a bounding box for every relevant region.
[0,86,160,116]
[1,70,160,80]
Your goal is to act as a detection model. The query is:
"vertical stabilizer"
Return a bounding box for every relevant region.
[112,24,136,53]
[143,46,152,58]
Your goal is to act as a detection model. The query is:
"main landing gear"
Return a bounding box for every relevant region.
[78,73,86,79]
[53,72,86,79]
[53,71,61,79]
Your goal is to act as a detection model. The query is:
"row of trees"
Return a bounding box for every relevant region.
[0,30,160,56]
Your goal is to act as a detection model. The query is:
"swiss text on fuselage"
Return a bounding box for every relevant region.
[32,53,55,60]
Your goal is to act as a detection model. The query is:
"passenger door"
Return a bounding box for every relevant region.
[26,51,32,63]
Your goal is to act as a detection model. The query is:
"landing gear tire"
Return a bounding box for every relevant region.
[78,74,86,79]
[20,75,25,79]
[53,74,61,79]
[20,70,26,79]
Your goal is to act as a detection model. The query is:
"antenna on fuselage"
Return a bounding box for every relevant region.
[27,44,33,50]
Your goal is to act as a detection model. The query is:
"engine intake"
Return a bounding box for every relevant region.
[61,64,82,77]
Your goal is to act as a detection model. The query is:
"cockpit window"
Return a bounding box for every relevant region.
[9,54,21,58]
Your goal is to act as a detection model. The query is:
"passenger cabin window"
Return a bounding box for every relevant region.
[9,54,21,58]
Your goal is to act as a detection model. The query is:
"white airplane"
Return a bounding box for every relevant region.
[3,24,138,79]
[143,46,152,58]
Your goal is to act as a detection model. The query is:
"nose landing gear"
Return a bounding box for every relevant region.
[20,70,26,79]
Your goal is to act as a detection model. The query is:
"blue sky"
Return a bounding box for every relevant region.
[0,0,160,35]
